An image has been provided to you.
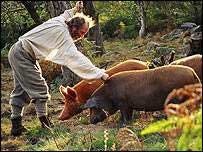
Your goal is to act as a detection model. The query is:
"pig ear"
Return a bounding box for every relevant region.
[82,99,98,109]
[66,86,77,101]
[59,85,68,99]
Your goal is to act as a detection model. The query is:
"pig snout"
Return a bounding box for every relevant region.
[90,116,100,124]
[90,110,108,124]
[58,108,70,121]
[58,115,68,121]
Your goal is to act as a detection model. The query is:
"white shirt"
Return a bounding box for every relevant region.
[18,9,105,80]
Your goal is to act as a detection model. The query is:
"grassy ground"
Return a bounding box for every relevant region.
[1,31,187,151]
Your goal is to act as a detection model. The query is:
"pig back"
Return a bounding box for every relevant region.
[73,59,148,102]
[170,55,202,81]
[106,60,148,76]
[105,65,199,111]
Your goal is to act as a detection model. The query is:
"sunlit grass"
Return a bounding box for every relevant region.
[21,124,119,151]
[1,110,168,151]
[1,118,11,135]
[140,132,167,151]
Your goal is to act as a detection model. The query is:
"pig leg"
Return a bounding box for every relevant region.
[119,108,133,128]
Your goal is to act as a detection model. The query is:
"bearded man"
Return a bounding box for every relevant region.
[8,1,109,136]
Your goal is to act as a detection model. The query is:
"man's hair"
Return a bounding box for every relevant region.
[65,12,95,30]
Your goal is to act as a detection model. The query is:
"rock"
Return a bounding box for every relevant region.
[116,127,143,151]
[146,41,160,52]
[161,29,184,40]
[188,30,202,56]
[191,32,202,40]
[190,25,201,34]
[155,47,175,56]
[180,22,197,30]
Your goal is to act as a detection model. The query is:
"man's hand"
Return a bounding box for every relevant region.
[75,1,83,13]
[101,73,109,81]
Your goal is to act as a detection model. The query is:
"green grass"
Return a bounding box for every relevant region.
[142,133,168,151]
[1,114,168,151]
[21,125,119,151]
[22,124,71,151]
[78,115,89,125]
[1,93,168,151]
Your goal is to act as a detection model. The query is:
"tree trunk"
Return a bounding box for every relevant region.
[83,1,105,56]
[135,1,146,38]
[45,1,72,18]
[21,1,42,25]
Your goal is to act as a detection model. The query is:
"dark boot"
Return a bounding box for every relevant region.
[39,115,54,129]
[11,117,27,136]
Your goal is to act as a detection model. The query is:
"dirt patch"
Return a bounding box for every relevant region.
[1,136,25,151]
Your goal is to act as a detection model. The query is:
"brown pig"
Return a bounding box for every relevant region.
[82,65,200,127]
[59,59,149,120]
[170,54,202,81]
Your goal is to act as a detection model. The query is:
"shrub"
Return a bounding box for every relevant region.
[123,25,139,39]
[101,17,134,39]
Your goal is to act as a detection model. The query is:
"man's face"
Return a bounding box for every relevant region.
[71,22,89,41]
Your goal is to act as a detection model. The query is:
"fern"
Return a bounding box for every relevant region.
[141,117,178,135]
[141,107,202,151]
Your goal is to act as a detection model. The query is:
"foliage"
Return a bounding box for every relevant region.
[142,134,167,151]
[101,17,119,38]
[95,1,136,26]
[146,1,202,32]
[1,1,202,52]
[96,1,139,39]
[1,1,49,50]
[124,25,139,39]
[1,44,11,58]
[80,38,104,67]
[1,1,33,49]
[141,107,202,151]
[96,1,202,39]
[103,23,138,39]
